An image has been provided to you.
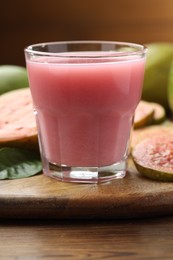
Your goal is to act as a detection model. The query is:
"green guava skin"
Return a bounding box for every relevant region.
[0,135,39,151]
[134,161,173,181]
[167,59,173,114]
[142,43,173,110]
[0,65,29,94]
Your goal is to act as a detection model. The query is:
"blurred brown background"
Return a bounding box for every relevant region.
[1,0,173,66]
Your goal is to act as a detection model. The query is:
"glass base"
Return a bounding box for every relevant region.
[43,159,127,184]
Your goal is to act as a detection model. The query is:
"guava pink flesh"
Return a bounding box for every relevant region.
[134,100,154,123]
[131,126,173,147]
[133,134,173,170]
[0,88,37,141]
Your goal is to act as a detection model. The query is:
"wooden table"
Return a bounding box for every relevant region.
[1,216,173,259]
[0,158,173,259]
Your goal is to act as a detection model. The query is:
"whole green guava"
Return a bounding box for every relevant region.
[0,65,29,94]
[142,42,173,110]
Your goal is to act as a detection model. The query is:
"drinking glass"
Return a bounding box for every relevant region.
[25,41,147,183]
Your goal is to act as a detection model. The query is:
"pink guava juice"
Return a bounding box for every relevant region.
[26,55,145,168]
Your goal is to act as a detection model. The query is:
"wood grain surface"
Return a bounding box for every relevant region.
[0,216,173,259]
[0,158,173,220]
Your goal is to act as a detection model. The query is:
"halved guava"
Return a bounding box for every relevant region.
[131,124,173,149]
[134,100,166,129]
[150,102,166,124]
[132,134,173,181]
[134,100,155,129]
[0,88,38,150]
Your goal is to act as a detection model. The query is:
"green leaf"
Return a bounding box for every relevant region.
[0,147,42,180]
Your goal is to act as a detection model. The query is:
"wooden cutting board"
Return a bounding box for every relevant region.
[0,158,173,220]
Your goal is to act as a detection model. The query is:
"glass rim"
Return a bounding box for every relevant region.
[24,40,147,58]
